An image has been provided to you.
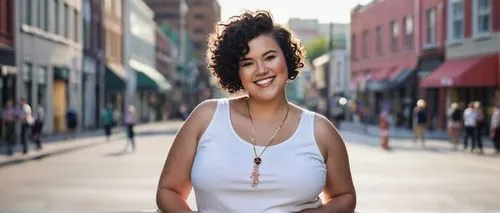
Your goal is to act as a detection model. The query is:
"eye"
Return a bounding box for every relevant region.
[240,61,253,67]
[265,55,276,61]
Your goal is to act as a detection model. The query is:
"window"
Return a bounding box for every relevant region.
[362,30,369,58]
[5,0,13,34]
[36,0,43,29]
[376,26,382,55]
[351,35,356,60]
[37,67,47,108]
[425,8,436,44]
[404,16,414,49]
[473,0,491,35]
[22,63,33,106]
[53,0,59,34]
[24,0,32,25]
[390,21,399,52]
[194,13,204,20]
[448,0,464,41]
[193,27,204,35]
[73,9,79,42]
[83,0,91,49]
[63,3,69,38]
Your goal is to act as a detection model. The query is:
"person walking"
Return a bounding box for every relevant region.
[413,99,427,147]
[447,103,462,150]
[31,106,45,150]
[17,98,33,154]
[379,110,390,151]
[463,103,477,152]
[101,106,114,141]
[473,102,484,154]
[124,105,137,152]
[490,104,500,154]
[66,107,78,139]
[2,100,17,155]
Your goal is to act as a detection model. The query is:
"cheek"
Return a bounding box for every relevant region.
[272,57,288,76]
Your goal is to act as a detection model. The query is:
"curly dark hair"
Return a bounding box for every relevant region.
[207,10,305,93]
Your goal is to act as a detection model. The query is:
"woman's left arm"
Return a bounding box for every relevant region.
[303,115,356,213]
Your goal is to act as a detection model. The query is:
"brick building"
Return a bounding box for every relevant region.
[350,0,420,127]
[420,0,500,130]
[0,0,16,106]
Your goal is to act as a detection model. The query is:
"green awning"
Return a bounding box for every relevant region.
[105,63,127,92]
[129,59,172,92]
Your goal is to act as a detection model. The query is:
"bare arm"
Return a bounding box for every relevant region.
[156,100,218,213]
[302,115,356,213]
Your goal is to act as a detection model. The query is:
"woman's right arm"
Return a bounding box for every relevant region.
[156,100,218,213]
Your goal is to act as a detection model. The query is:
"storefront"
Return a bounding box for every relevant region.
[420,54,499,130]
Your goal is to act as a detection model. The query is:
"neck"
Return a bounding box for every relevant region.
[247,94,288,122]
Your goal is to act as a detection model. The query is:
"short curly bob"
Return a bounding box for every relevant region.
[207,10,305,94]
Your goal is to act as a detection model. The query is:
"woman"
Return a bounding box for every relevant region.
[2,100,16,155]
[124,105,137,152]
[490,104,500,154]
[379,110,390,151]
[31,106,45,150]
[447,103,462,150]
[156,11,356,212]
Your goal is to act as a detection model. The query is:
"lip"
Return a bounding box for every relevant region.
[254,76,276,88]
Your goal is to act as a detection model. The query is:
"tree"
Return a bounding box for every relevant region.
[305,36,330,63]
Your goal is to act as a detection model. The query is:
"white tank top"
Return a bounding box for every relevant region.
[191,99,326,213]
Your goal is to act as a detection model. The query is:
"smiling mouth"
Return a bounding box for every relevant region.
[254,76,276,87]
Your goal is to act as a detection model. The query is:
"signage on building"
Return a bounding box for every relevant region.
[440,77,453,86]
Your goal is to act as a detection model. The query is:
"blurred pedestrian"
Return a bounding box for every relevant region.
[413,99,427,147]
[379,110,390,150]
[490,104,500,154]
[156,11,355,212]
[66,107,78,139]
[101,105,113,141]
[2,100,16,155]
[17,98,33,154]
[447,102,462,150]
[124,105,137,152]
[31,106,45,150]
[473,101,484,154]
[463,102,477,152]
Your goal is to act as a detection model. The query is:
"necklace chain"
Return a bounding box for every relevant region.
[247,97,290,158]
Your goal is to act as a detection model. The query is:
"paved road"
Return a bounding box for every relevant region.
[0,121,499,212]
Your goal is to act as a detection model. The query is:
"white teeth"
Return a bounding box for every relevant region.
[255,77,274,85]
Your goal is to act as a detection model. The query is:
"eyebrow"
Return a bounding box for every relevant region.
[239,50,278,62]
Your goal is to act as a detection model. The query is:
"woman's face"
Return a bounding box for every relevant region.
[238,34,288,101]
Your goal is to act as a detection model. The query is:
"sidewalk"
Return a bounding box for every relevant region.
[0,121,183,168]
[340,121,449,140]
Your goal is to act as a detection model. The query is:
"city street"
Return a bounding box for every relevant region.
[0,121,499,212]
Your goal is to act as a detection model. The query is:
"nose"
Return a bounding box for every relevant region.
[256,61,268,75]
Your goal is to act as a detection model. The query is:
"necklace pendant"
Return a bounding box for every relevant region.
[251,157,262,188]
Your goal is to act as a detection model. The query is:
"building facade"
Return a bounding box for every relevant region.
[102,0,126,122]
[420,0,500,130]
[0,0,16,107]
[123,0,170,122]
[82,0,104,128]
[144,0,220,108]
[156,28,177,119]
[15,0,83,133]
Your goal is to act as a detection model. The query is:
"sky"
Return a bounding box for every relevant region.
[218,0,373,25]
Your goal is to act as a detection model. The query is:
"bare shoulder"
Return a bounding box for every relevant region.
[183,99,219,139]
[312,113,345,161]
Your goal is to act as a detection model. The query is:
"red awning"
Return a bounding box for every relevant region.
[420,55,498,88]
[370,66,398,81]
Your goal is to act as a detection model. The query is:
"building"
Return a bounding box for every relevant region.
[15,0,83,133]
[0,0,16,106]
[350,0,420,126]
[82,0,104,129]
[144,0,221,107]
[420,0,500,130]
[287,18,320,45]
[155,27,178,119]
[123,0,171,122]
[102,0,126,122]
